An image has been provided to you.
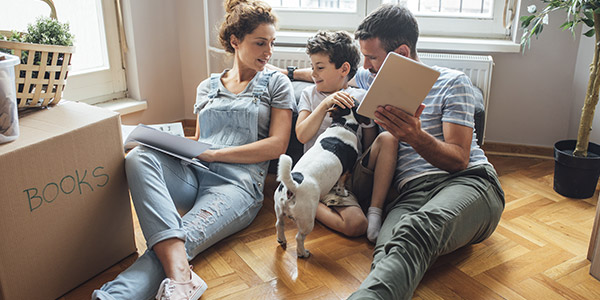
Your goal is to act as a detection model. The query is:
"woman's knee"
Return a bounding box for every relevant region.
[125,146,157,172]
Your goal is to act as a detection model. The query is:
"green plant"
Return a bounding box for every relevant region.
[521,0,600,157]
[0,17,74,66]
[23,16,73,47]
[0,31,24,54]
[0,31,24,43]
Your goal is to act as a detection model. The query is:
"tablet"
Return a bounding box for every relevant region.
[357,52,440,120]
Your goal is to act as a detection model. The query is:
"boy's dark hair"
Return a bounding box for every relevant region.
[355,4,419,57]
[306,31,361,80]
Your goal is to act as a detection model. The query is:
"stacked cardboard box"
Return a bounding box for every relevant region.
[0,102,136,300]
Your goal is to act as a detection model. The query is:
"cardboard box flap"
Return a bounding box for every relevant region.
[0,102,121,154]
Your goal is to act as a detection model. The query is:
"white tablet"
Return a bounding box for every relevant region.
[357,52,440,120]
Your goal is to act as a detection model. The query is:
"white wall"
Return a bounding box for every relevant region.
[120,0,207,125]
[485,10,581,146]
[176,0,209,121]
[120,0,599,148]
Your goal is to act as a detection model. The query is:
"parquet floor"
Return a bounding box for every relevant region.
[61,153,600,299]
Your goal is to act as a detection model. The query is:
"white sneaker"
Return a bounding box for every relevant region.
[155,267,207,300]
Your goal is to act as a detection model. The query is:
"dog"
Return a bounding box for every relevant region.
[274,100,370,258]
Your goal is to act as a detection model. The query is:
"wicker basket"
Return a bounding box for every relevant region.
[0,40,74,108]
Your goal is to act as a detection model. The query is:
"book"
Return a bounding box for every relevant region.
[121,122,185,144]
[123,123,211,169]
[357,52,440,120]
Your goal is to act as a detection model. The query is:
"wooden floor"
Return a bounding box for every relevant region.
[61,153,600,299]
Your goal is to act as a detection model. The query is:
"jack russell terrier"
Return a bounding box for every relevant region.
[274,100,370,258]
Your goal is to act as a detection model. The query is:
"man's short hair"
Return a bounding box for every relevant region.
[306,31,361,79]
[355,4,419,56]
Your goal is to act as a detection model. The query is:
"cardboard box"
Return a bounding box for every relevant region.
[0,102,136,300]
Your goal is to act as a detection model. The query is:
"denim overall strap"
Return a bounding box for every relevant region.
[252,70,274,98]
[197,70,274,199]
[207,73,220,99]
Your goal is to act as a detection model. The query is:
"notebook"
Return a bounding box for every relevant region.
[357,52,440,120]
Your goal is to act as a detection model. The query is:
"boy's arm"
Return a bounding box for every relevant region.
[296,92,356,144]
[296,108,327,144]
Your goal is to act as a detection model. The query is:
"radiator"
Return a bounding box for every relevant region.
[270,48,494,143]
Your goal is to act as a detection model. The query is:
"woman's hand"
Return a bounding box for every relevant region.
[196,149,217,163]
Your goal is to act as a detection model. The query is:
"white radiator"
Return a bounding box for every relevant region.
[270,48,494,143]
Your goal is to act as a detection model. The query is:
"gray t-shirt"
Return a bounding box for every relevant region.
[194,70,296,140]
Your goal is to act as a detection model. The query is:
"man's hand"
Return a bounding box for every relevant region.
[374,104,425,143]
[374,103,472,173]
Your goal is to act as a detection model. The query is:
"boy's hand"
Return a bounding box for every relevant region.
[323,91,355,110]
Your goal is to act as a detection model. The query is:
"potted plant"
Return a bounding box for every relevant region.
[521,0,600,198]
[0,0,74,109]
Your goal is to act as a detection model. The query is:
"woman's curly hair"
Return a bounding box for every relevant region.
[219,0,277,53]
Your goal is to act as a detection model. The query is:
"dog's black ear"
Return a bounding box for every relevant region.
[329,104,350,120]
[327,105,340,118]
[352,106,372,125]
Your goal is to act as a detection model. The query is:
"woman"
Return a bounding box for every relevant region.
[92,1,294,299]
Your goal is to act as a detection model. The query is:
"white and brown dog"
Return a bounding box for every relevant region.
[274,101,370,258]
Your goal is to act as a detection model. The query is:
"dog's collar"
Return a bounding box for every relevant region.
[331,122,359,133]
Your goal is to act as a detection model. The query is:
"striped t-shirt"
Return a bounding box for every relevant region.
[355,66,490,190]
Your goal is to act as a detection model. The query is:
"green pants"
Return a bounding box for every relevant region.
[348,164,504,300]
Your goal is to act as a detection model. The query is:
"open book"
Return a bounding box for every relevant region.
[123,123,211,169]
[357,52,440,120]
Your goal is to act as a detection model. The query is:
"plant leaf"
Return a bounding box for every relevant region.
[561,20,574,30]
[520,15,536,28]
[584,28,596,37]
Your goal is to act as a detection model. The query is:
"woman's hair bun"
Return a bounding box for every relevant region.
[225,0,250,13]
[219,0,276,54]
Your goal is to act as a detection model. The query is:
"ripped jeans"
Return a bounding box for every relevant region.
[92,146,262,300]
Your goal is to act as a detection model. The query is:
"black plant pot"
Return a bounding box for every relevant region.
[553,140,600,199]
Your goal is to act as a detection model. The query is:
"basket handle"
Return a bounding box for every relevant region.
[40,0,58,20]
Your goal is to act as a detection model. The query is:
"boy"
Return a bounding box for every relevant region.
[295,30,398,242]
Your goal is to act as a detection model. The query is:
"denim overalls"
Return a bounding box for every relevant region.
[93,71,274,300]
[199,71,273,200]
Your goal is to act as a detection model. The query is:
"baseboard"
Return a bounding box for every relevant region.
[482,142,554,159]
[181,119,196,128]
[180,119,196,136]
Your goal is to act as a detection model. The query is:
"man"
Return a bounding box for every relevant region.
[345,5,504,299]
[276,4,505,299]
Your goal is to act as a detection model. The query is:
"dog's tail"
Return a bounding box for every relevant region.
[276,154,296,193]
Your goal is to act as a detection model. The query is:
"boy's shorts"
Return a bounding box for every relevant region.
[319,147,375,211]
